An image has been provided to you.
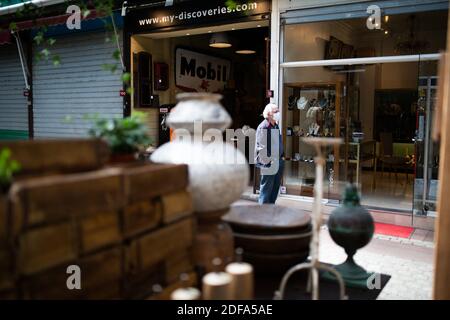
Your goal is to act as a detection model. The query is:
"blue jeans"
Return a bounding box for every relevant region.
[258,159,284,204]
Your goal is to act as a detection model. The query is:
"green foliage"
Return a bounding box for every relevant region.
[225,0,238,10]
[0,148,21,193]
[87,112,152,155]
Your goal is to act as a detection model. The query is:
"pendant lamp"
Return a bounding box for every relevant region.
[209,32,232,48]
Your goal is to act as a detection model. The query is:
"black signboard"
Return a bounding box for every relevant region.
[126,0,270,33]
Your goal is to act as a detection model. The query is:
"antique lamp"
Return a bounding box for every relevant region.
[274,137,347,300]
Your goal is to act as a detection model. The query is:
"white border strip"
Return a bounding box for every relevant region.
[280,53,441,68]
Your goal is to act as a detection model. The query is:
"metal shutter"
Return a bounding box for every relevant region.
[0,44,28,139]
[33,30,123,138]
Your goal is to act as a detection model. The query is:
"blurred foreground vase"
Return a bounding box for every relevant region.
[324,183,375,288]
[151,93,249,273]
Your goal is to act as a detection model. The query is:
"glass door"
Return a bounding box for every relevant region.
[413,67,440,217]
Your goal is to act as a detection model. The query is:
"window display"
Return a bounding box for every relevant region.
[282,82,343,199]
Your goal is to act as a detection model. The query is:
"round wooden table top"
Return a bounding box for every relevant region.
[222,204,311,231]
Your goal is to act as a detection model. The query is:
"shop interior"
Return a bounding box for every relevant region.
[282,10,448,215]
[130,21,269,184]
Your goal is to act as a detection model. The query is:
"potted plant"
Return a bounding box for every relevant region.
[88,111,152,163]
[0,148,21,195]
[0,148,21,240]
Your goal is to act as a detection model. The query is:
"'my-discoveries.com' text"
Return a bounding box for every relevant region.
[138,2,259,26]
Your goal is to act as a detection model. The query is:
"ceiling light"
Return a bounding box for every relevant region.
[384,30,389,35]
[209,32,232,48]
[384,15,389,23]
[236,49,256,55]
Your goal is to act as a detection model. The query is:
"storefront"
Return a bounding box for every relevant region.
[0,9,124,139]
[0,38,29,140]
[123,0,271,146]
[270,0,449,228]
[32,16,125,138]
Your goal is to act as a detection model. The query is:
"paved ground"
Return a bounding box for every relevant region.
[319,227,434,300]
[233,199,435,300]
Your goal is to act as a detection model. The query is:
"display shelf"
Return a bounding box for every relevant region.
[282,81,343,199]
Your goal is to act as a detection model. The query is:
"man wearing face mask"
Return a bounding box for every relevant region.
[255,103,284,204]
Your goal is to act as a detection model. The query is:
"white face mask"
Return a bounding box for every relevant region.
[273,112,281,123]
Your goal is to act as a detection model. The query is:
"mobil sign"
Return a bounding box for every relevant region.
[175,48,231,93]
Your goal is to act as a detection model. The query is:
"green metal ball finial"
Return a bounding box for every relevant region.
[343,184,361,206]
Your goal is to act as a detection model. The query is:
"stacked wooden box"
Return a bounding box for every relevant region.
[0,163,195,299]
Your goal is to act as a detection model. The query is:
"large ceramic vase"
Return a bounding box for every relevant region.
[151,93,249,273]
[325,183,375,288]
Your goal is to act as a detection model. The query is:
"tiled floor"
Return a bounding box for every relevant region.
[410,228,435,242]
[319,228,434,300]
[360,171,413,212]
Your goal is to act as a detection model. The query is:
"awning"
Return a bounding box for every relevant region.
[0,10,107,45]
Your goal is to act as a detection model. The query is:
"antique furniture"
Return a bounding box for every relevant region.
[223,204,312,274]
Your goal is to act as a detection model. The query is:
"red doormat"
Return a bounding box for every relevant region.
[374,222,414,238]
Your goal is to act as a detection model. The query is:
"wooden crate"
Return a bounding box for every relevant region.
[138,217,194,270]
[0,139,110,177]
[9,168,123,232]
[1,196,14,293]
[123,259,166,299]
[0,195,6,241]
[79,211,121,254]
[123,164,189,203]
[0,241,14,292]
[22,247,122,299]
[164,247,194,284]
[18,221,78,275]
[161,190,193,224]
[0,288,18,300]
[2,162,196,299]
[147,271,198,300]
[122,199,162,238]
[123,217,194,298]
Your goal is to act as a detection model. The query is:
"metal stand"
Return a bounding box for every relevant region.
[274,137,348,300]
